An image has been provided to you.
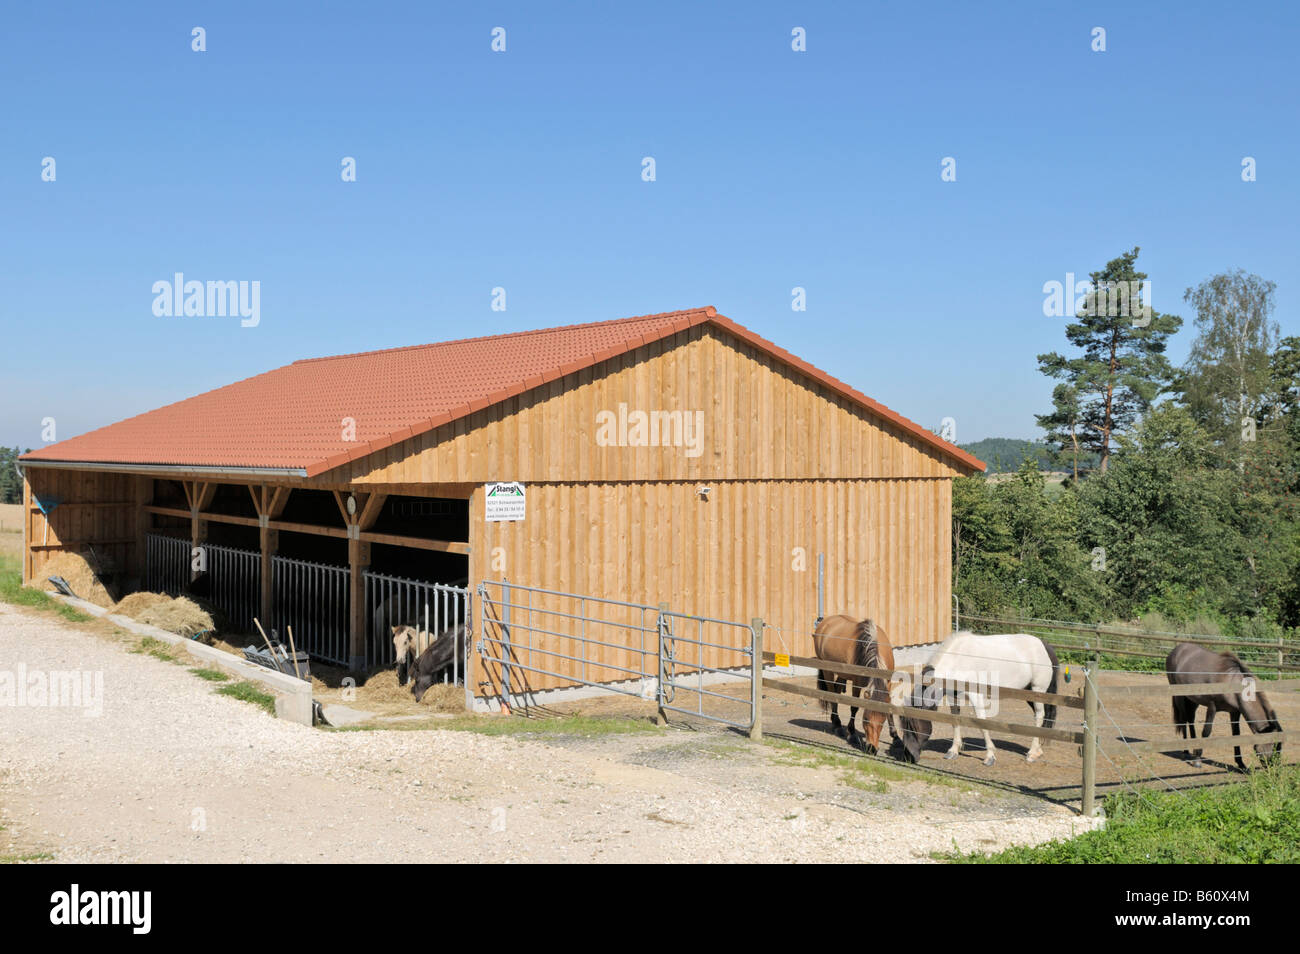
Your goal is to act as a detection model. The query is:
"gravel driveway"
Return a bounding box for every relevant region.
[0,603,1098,863]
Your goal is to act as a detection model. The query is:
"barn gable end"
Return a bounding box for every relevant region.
[334,324,970,486]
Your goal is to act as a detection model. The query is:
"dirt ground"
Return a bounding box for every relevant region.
[537,668,1300,811]
[0,600,1101,864]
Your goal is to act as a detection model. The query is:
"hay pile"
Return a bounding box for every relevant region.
[313,668,465,713]
[416,683,465,712]
[39,550,118,608]
[112,592,171,618]
[111,591,216,642]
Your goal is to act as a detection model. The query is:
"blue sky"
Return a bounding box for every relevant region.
[2,1,1297,451]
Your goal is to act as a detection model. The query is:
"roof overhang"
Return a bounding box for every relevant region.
[16,458,308,479]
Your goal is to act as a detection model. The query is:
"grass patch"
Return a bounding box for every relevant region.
[188,667,231,682]
[130,635,184,664]
[0,852,54,864]
[215,681,277,716]
[947,762,1300,863]
[763,738,969,791]
[0,556,92,622]
[441,714,660,736]
[328,713,660,735]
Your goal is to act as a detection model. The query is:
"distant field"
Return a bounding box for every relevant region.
[0,504,22,559]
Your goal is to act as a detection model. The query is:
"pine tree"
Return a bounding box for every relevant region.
[1037,248,1182,473]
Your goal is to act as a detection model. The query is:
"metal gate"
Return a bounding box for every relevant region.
[477,581,661,704]
[477,581,757,729]
[363,568,470,685]
[658,611,757,730]
[145,533,190,594]
[271,555,350,666]
[202,541,260,633]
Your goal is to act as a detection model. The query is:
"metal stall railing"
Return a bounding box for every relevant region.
[659,611,757,730]
[363,569,470,685]
[145,533,190,595]
[202,541,260,634]
[271,555,350,666]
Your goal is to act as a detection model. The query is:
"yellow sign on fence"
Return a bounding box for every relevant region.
[774,653,790,668]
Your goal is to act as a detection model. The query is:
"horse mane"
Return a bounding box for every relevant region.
[1223,652,1281,724]
[1223,651,1247,673]
[854,619,880,672]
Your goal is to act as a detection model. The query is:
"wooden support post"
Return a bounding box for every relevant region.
[260,527,278,628]
[656,602,670,727]
[189,482,202,583]
[348,536,370,672]
[131,475,151,583]
[188,481,218,582]
[1081,654,1099,817]
[750,618,764,742]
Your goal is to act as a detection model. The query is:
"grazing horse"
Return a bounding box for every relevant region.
[899,631,1059,766]
[812,615,903,755]
[1166,643,1282,771]
[394,624,468,702]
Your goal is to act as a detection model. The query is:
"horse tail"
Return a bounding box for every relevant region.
[816,670,832,712]
[1042,640,1060,730]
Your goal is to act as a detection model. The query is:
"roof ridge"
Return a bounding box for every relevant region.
[292,306,715,365]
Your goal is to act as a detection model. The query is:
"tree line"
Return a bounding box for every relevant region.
[956,249,1299,638]
[0,448,29,505]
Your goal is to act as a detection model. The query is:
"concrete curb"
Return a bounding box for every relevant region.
[49,594,314,725]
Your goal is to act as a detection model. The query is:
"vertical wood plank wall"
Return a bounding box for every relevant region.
[471,478,952,696]
[348,325,965,486]
[21,469,141,586]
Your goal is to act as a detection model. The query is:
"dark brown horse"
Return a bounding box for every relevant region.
[812,615,900,755]
[1166,642,1283,770]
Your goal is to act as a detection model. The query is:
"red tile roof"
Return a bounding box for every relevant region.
[20,307,985,476]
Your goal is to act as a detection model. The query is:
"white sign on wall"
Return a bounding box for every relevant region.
[485,482,526,522]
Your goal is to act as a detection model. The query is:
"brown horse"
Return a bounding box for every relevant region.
[812,615,900,754]
[1166,642,1283,770]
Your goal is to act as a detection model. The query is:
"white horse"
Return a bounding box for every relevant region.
[903,631,1060,765]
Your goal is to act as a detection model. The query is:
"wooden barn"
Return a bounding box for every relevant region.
[19,307,983,707]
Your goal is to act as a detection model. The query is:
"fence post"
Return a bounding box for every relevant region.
[501,580,512,712]
[749,618,764,741]
[656,602,669,727]
[1081,653,1099,817]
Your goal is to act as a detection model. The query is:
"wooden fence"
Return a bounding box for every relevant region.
[758,651,1298,816]
[960,613,1300,673]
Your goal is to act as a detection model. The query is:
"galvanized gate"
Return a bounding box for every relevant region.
[271,554,350,665]
[363,568,470,685]
[658,611,758,730]
[476,580,758,729]
[145,533,190,594]
[201,541,260,633]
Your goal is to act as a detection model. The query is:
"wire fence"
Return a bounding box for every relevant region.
[960,612,1300,674]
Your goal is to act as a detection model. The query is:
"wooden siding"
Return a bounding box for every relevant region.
[470,478,952,696]
[22,468,143,586]
[338,325,966,486]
